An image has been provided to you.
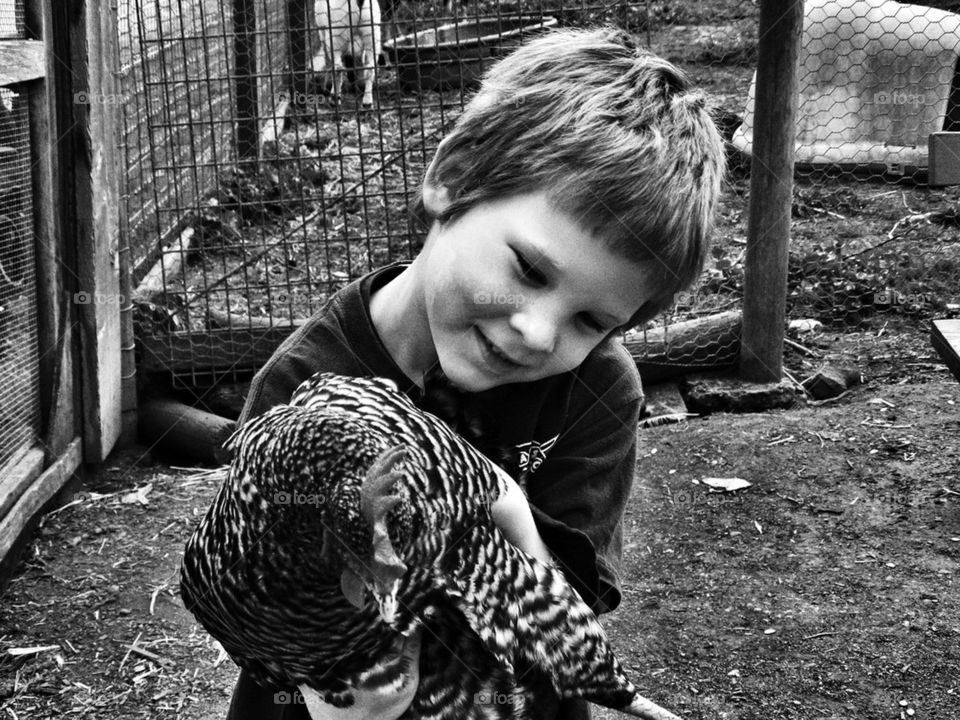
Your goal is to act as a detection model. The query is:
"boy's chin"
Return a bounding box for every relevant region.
[435,356,505,393]
[437,365,496,393]
[439,357,556,393]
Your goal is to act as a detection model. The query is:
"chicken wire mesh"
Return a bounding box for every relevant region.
[0,89,41,473]
[732,0,960,337]
[0,0,23,39]
[118,0,960,389]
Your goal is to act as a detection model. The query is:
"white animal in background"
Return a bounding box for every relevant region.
[312,0,382,107]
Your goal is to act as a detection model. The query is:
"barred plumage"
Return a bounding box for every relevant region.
[180,372,681,720]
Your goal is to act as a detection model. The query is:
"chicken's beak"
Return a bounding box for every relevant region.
[373,580,400,624]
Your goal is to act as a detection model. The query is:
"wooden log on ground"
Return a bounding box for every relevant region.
[197,382,251,420]
[206,306,307,331]
[624,310,741,385]
[139,398,236,465]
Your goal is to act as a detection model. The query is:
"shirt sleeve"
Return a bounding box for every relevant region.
[238,319,343,426]
[526,341,643,615]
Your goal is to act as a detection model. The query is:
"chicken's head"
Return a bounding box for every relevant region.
[329,444,412,625]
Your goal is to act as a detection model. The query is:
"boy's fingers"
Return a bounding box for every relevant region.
[396,628,422,687]
[400,627,423,658]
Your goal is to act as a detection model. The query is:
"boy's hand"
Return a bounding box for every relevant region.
[490,466,553,563]
[299,628,422,720]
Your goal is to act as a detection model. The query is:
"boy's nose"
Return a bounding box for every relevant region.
[509,308,557,355]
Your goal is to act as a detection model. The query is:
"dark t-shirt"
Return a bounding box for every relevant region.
[240,263,643,614]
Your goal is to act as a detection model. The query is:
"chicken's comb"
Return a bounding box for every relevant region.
[360,445,408,582]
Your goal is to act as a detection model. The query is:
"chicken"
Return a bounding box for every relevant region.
[180,372,682,720]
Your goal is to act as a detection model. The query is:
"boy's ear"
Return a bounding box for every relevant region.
[422,138,454,217]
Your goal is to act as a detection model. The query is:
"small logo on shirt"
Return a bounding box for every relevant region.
[516,434,559,476]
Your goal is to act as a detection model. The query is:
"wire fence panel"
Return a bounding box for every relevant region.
[118,0,238,272]
[0,87,41,472]
[0,0,22,39]
[119,0,960,389]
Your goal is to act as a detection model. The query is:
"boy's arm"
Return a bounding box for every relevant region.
[526,346,643,615]
[490,468,554,563]
[531,392,640,614]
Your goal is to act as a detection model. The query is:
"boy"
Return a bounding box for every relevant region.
[225,25,724,720]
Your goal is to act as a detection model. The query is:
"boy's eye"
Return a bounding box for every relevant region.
[513,250,547,285]
[579,314,608,333]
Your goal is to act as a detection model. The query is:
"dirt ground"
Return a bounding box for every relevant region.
[1,323,958,720]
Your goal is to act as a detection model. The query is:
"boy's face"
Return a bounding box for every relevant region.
[419,191,655,392]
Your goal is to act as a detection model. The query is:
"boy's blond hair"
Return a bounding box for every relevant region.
[416,26,726,326]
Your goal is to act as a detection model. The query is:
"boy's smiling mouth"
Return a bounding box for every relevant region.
[474,327,527,371]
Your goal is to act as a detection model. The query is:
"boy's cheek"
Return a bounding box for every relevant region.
[554,337,607,372]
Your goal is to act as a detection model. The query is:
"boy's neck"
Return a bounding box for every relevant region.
[369,259,437,388]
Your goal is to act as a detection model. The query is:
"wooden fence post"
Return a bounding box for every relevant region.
[287,0,310,108]
[71,0,124,462]
[26,0,79,458]
[739,0,804,382]
[234,0,259,159]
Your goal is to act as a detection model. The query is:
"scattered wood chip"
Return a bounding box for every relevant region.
[149,583,167,616]
[121,484,153,506]
[123,642,174,667]
[639,412,699,428]
[789,318,823,333]
[784,336,819,357]
[699,477,752,492]
[6,645,60,657]
[213,641,230,668]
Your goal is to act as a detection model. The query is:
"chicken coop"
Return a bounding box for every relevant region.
[121,0,758,399]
